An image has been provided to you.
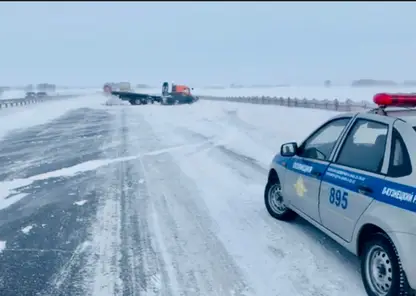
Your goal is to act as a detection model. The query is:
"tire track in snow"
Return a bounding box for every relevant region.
[75,107,170,296]
[173,127,266,181]
[117,108,169,296]
[81,164,123,296]
[74,108,124,296]
[124,108,252,296]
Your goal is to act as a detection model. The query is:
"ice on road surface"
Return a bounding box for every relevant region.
[0,97,366,296]
[0,94,106,140]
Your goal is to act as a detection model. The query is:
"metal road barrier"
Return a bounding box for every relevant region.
[199,95,376,112]
[0,95,79,109]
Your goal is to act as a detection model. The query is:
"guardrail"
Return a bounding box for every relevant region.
[0,94,78,109]
[199,95,377,112]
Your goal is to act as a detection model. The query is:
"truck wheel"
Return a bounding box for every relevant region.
[264,179,296,221]
[361,233,413,296]
[134,98,142,105]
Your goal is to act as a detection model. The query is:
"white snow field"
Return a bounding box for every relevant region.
[0,94,368,296]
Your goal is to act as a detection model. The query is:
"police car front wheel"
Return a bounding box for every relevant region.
[361,233,412,296]
[264,180,296,221]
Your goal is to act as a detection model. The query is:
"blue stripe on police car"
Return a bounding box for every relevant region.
[273,154,416,213]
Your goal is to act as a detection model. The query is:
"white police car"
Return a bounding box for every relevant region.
[264,93,416,296]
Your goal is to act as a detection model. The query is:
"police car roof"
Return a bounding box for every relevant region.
[328,108,416,126]
[399,115,416,127]
[364,106,416,126]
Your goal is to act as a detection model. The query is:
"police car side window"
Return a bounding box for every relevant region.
[298,118,351,161]
[335,119,388,174]
[388,128,412,177]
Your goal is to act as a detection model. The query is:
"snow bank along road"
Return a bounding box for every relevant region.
[0,95,367,296]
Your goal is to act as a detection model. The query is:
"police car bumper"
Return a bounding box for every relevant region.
[390,231,416,289]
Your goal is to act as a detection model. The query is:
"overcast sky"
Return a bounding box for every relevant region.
[0,2,415,87]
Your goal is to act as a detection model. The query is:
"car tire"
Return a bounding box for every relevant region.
[264,179,296,221]
[361,232,413,296]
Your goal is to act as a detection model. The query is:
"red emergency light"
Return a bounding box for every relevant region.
[373,93,416,107]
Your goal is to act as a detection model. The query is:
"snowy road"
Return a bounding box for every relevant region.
[0,97,367,296]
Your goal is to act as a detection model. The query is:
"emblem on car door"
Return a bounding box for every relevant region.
[294,176,307,197]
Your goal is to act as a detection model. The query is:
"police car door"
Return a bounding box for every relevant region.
[284,117,352,222]
[319,116,391,242]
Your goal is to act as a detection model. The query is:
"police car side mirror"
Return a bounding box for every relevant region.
[281,142,297,157]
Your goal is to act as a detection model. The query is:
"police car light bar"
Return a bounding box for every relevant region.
[373,93,416,107]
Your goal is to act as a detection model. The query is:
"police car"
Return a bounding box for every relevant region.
[264,93,416,296]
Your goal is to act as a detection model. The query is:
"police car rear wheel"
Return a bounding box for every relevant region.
[264,181,296,221]
[361,233,412,296]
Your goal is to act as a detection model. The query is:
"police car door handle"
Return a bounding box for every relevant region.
[358,185,373,194]
[311,171,322,177]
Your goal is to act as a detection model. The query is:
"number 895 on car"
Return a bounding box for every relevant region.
[329,187,348,209]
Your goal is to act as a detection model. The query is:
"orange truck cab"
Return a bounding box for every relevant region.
[171,84,192,96]
[161,81,198,105]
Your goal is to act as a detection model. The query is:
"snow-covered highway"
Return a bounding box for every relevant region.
[0,95,366,296]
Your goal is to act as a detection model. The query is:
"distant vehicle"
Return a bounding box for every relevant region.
[36,92,47,97]
[110,82,199,106]
[264,92,416,296]
[25,92,37,98]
